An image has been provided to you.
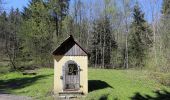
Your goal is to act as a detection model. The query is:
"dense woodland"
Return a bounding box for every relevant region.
[0,0,170,72]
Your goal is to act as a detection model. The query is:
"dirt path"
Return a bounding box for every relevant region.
[0,94,32,100]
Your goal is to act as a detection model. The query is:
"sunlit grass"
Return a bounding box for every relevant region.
[0,68,170,100]
[0,68,54,100]
[87,69,170,100]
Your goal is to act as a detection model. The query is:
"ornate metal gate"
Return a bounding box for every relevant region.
[63,60,80,91]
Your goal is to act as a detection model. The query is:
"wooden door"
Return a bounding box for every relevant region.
[63,63,80,91]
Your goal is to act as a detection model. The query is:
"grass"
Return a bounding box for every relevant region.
[0,68,54,100]
[87,69,170,100]
[0,68,170,100]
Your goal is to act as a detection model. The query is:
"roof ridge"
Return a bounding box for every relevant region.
[52,35,88,56]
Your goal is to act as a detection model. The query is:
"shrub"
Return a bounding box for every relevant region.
[149,72,170,86]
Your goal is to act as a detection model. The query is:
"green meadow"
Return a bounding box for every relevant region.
[0,68,170,100]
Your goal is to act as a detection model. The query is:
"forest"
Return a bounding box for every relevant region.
[0,0,170,99]
[0,0,170,72]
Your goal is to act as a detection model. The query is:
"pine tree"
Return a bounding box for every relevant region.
[48,0,70,36]
[90,17,117,68]
[129,3,153,67]
[0,11,7,61]
[20,0,54,66]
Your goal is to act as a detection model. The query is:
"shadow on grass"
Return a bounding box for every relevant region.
[0,74,53,93]
[131,90,170,100]
[99,94,109,100]
[88,80,113,92]
[99,94,118,100]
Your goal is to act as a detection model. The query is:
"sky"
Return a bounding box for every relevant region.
[3,0,29,12]
[138,0,163,22]
[3,0,163,22]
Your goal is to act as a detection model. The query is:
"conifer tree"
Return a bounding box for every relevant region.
[20,0,54,66]
[48,0,70,36]
[129,3,153,67]
[20,0,71,67]
[90,17,117,68]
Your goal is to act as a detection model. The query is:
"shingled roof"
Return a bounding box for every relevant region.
[52,35,88,56]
